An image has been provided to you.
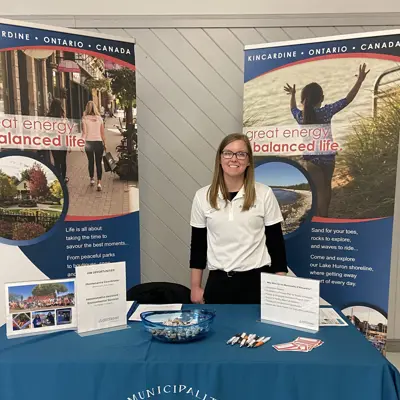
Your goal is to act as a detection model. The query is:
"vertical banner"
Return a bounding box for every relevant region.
[0,19,139,328]
[243,31,400,353]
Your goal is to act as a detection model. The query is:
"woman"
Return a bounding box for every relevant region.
[48,98,69,183]
[190,133,288,304]
[82,101,107,191]
[283,63,369,217]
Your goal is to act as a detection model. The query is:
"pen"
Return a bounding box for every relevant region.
[248,336,263,348]
[254,337,271,348]
[231,336,241,345]
[247,337,258,348]
[226,334,240,345]
[246,333,256,345]
[234,332,247,346]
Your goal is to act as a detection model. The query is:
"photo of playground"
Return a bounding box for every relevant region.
[0,156,63,241]
[8,281,75,313]
[0,49,139,219]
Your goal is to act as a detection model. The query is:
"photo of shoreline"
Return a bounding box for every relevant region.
[272,187,312,233]
[255,161,312,235]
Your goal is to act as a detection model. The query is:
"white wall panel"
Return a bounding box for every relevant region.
[153,29,243,119]
[230,28,266,47]
[127,29,238,134]
[256,27,292,43]
[204,28,245,71]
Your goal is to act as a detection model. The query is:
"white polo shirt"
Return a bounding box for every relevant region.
[190,182,283,272]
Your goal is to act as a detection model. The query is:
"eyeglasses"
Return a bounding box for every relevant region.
[221,150,248,160]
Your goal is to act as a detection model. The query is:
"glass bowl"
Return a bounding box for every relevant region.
[140,309,216,343]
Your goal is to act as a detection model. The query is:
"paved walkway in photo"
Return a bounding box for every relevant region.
[64,116,139,218]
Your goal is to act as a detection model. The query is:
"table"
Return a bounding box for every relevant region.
[0,304,399,400]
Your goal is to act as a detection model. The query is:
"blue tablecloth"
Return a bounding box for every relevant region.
[0,304,399,400]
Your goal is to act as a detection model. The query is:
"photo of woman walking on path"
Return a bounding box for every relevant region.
[283,63,369,217]
[82,101,107,192]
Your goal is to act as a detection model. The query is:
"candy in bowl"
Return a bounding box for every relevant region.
[140,309,216,343]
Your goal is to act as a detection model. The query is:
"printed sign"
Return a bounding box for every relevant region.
[0,18,139,329]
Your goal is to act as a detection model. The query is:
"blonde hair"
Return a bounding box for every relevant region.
[208,133,256,211]
[83,101,100,116]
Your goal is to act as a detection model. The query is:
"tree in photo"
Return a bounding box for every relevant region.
[32,283,68,297]
[9,293,23,302]
[108,67,136,126]
[0,171,17,200]
[85,77,111,93]
[28,163,49,199]
[50,180,63,201]
[9,176,20,186]
[20,169,31,182]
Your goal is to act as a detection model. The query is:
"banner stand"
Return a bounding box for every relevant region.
[243,29,400,355]
[0,17,140,332]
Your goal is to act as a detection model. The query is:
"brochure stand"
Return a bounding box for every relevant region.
[5,278,77,339]
[259,273,320,334]
[75,261,129,337]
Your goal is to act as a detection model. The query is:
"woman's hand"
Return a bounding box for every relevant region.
[191,287,205,304]
[356,63,370,82]
[346,63,370,104]
[284,83,296,95]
